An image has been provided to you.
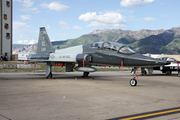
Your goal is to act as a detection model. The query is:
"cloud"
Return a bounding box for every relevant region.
[40,2,69,11]
[16,40,28,44]
[13,21,31,29]
[78,12,126,27]
[14,0,34,7]
[20,34,26,37]
[20,15,31,20]
[22,0,34,8]
[28,39,37,44]
[24,7,40,13]
[14,0,40,13]
[47,24,50,29]
[59,21,69,29]
[50,40,57,42]
[120,0,154,7]
[14,39,37,44]
[143,17,155,21]
[73,26,82,30]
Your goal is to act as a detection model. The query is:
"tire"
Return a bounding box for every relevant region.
[130,78,137,86]
[166,71,172,75]
[83,72,89,77]
[49,72,52,78]
[142,70,147,76]
[46,72,52,79]
[162,70,166,73]
[178,71,180,77]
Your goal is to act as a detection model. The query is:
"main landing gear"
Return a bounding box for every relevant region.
[141,68,147,76]
[130,67,138,86]
[46,72,52,79]
[83,72,89,77]
[46,62,52,79]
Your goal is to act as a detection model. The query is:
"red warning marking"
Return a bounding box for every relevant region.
[83,59,84,68]
[121,60,123,72]
[54,63,66,66]
[137,68,138,79]
[34,62,36,68]
[177,62,179,71]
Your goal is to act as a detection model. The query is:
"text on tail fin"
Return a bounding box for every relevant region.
[37,27,54,54]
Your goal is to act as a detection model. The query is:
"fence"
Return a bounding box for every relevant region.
[0,64,41,69]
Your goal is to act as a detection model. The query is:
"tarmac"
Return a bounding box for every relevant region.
[0,71,180,120]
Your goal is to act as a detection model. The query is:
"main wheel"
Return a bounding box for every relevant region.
[166,71,172,75]
[49,72,52,78]
[46,72,52,79]
[142,70,147,76]
[83,72,89,77]
[130,78,137,86]
[178,71,180,77]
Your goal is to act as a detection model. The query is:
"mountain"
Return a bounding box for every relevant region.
[53,28,165,49]
[12,40,68,54]
[13,44,37,54]
[129,27,180,54]
[13,27,180,54]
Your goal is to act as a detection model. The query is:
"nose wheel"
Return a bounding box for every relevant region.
[130,78,137,86]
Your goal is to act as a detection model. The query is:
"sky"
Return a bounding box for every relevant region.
[13,0,180,44]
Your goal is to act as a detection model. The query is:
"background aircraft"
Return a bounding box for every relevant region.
[141,57,180,76]
[19,27,169,86]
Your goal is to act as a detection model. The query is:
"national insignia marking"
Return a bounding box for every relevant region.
[6,1,10,7]
[4,14,7,20]
[50,55,55,59]
[6,33,10,39]
[5,23,9,29]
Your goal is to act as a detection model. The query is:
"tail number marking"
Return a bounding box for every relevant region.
[59,55,70,58]
[41,47,46,52]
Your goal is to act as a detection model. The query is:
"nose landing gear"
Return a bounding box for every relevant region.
[130,67,138,86]
[130,78,137,86]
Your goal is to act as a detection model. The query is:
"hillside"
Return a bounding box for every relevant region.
[53,29,165,49]
[13,40,67,54]
[13,26,180,54]
[12,44,37,54]
[129,28,180,54]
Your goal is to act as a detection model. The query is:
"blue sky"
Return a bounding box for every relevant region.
[13,0,180,44]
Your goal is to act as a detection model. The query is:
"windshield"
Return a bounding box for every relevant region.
[118,46,135,54]
[90,42,135,54]
[90,42,103,48]
[159,57,177,62]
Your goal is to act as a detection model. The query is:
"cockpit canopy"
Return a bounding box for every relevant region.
[90,42,135,54]
[158,57,177,62]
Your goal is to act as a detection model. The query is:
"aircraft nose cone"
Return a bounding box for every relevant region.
[133,54,169,67]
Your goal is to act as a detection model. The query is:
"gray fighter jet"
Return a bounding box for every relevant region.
[24,27,169,86]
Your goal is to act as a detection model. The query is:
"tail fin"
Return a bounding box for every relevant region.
[37,27,55,54]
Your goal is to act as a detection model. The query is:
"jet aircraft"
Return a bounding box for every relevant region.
[21,27,170,86]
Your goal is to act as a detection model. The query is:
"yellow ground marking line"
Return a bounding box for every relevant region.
[120,108,180,120]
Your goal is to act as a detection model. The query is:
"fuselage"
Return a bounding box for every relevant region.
[82,42,168,67]
[48,41,168,67]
